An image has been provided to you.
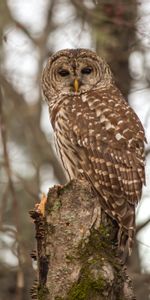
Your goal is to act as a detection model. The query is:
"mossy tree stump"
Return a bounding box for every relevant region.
[30,179,135,300]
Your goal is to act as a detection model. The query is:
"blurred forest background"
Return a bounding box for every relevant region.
[0,0,150,299]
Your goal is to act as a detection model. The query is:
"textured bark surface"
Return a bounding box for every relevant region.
[30,180,136,300]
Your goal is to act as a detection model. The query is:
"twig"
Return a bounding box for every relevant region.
[136,218,150,234]
[0,184,9,228]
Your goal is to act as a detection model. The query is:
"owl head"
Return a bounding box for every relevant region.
[42,48,113,104]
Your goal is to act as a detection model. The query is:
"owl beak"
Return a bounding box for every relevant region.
[73,79,79,92]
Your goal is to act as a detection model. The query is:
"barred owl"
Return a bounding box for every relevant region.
[42,49,146,258]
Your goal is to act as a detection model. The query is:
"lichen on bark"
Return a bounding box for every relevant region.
[30,179,136,300]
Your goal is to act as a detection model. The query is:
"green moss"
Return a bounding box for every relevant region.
[67,272,105,300]
[78,225,113,264]
[57,187,66,196]
[51,199,62,211]
[57,182,73,195]
[37,286,49,300]
[68,281,89,300]
[66,222,121,300]
[66,254,76,262]
[99,224,110,237]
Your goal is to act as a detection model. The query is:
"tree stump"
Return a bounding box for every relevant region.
[30,179,135,300]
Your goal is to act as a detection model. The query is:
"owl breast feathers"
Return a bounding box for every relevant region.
[42,48,146,257]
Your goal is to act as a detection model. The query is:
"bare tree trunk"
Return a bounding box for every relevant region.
[30,180,135,300]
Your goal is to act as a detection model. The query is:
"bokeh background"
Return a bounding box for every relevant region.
[0,1,150,299]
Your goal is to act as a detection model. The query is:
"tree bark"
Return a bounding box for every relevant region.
[30,180,136,300]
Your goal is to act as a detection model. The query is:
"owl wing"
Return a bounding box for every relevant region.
[70,95,145,206]
[82,142,145,205]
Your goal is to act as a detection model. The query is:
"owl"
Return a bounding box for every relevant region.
[41,48,146,258]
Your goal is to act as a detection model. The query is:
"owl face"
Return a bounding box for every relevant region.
[43,49,113,97]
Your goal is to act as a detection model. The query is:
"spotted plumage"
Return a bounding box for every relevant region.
[42,48,146,258]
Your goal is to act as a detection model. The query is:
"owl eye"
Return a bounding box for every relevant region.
[58,69,70,77]
[81,67,93,75]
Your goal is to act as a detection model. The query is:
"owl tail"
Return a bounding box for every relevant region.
[92,187,136,261]
[117,208,135,262]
